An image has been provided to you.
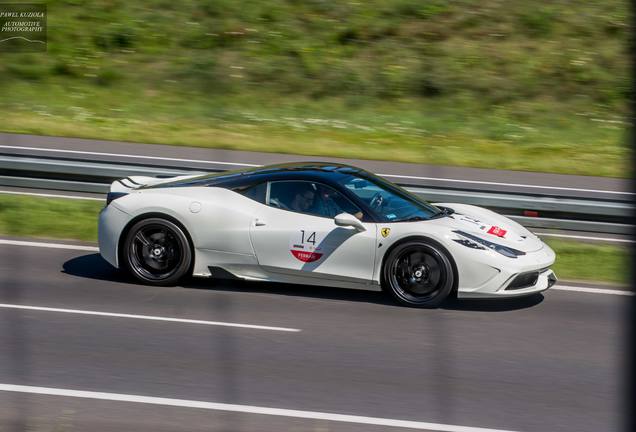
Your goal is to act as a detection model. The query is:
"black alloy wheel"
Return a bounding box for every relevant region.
[383,240,454,308]
[123,218,192,286]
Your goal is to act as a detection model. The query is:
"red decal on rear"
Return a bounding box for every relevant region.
[291,250,323,262]
[487,226,507,238]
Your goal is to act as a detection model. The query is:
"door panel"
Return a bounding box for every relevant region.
[250,206,377,283]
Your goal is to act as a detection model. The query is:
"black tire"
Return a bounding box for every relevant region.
[382,239,454,308]
[122,218,192,286]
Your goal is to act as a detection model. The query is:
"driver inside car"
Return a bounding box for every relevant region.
[289,188,316,213]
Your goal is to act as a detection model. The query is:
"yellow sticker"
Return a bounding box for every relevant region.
[381,227,391,238]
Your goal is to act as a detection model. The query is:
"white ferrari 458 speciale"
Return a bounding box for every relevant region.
[99,162,557,307]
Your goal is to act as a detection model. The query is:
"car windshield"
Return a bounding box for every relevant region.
[339,172,443,222]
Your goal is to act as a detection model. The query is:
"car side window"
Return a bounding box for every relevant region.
[235,182,267,204]
[267,180,363,219]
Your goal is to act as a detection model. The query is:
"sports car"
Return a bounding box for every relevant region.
[98,162,557,307]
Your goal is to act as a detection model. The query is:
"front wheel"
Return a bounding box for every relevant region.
[382,240,454,308]
[122,218,192,286]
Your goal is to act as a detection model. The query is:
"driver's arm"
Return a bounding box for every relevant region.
[270,197,290,210]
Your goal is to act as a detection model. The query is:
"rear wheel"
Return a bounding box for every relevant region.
[122,218,192,286]
[382,240,454,308]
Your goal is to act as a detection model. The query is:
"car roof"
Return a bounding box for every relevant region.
[144,162,365,189]
[231,161,362,178]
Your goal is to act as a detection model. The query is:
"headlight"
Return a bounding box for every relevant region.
[452,238,486,250]
[453,230,526,258]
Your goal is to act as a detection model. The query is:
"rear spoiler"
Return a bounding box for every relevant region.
[109,174,201,193]
[106,174,201,205]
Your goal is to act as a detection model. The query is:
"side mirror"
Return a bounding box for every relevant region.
[334,213,366,232]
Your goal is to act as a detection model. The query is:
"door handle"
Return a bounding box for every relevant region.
[255,218,267,226]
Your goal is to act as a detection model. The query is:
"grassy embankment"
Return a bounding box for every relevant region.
[0,0,630,177]
[0,194,628,285]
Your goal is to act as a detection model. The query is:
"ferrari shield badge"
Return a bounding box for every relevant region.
[381,227,391,238]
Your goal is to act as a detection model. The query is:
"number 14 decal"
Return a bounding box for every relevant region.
[290,230,322,262]
[300,230,316,245]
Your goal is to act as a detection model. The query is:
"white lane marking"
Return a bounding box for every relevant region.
[0,304,300,332]
[0,384,515,432]
[0,239,99,252]
[381,173,633,195]
[0,145,261,167]
[1,145,630,196]
[553,285,633,296]
[0,239,99,251]
[535,232,634,244]
[0,190,103,201]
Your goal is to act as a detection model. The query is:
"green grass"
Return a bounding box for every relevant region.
[0,195,101,241]
[545,238,630,285]
[0,194,629,285]
[0,0,630,177]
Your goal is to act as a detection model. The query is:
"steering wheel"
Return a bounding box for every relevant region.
[369,192,384,210]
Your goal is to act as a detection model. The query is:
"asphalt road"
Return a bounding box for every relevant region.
[0,241,628,432]
[0,132,631,201]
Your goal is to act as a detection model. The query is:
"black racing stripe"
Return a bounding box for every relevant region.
[125,177,141,185]
[116,179,133,188]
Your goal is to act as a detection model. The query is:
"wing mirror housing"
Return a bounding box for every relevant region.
[334,213,366,231]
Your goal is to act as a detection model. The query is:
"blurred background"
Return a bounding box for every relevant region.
[0,0,630,176]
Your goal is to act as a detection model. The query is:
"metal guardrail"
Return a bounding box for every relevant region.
[0,154,632,234]
[405,187,631,218]
[0,175,109,193]
[0,155,193,179]
[509,216,632,235]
